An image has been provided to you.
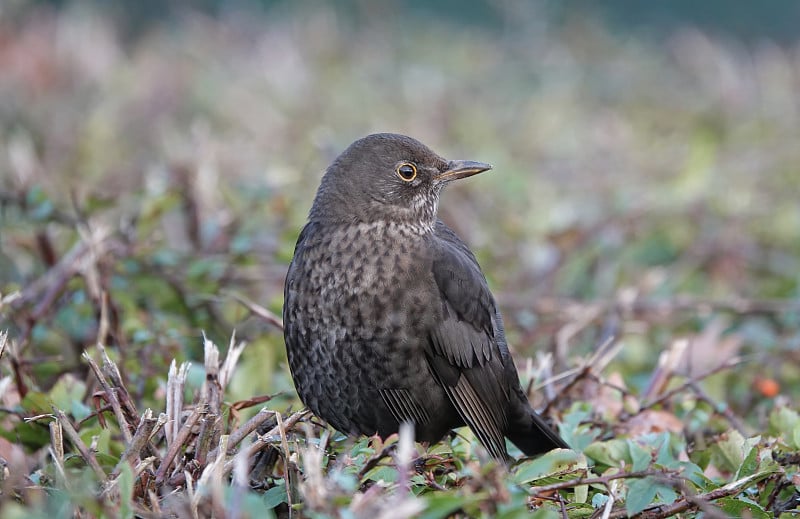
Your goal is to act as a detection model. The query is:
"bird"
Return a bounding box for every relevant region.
[283,133,568,460]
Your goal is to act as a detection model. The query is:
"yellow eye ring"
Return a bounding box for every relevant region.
[396,163,417,182]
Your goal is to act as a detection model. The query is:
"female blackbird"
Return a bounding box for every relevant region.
[283,133,567,459]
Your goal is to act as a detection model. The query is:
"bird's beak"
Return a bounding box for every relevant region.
[435,160,493,182]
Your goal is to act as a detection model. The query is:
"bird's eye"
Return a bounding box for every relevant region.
[396,163,417,182]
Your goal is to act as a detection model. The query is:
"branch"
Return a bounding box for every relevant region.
[225,290,284,331]
[528,469,672,496]
[635,471,781,518]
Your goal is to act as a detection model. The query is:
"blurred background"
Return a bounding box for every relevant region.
[1,0,799,427]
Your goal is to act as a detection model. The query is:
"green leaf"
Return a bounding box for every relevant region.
[221,486,276,518]
[363,465,400,484]
[418,492,472,519]
[117,462,134,519]
[592,493,609,508]
[735,441,760,478]
[655,482,680,508]
[625,477,659,516]
[584,439,631,468]
[78,427,112,463]
[497,488,545,519]
[709,430,746,473]
[96,452,120,472]
[22,391,53,414]
[628,441,651,472]
[328,469,358,493]
[70,400,93,422]
[653,432,681,469]
[677,461,712,490]
[716,497,771,519]
[769,406,800,449]
[49,375,88,415]
[262,484,288,509]
[513,449,584,484]
[558,405,601,450]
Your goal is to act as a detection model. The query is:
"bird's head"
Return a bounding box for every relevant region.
[309,133,492,231]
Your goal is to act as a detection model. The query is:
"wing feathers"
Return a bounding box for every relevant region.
[380,388,430,425]
[424,221,517,459]
[447,376,507,460]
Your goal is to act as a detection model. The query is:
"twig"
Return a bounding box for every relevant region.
[222,409,309,476]
[764,474,791,512]
[6,333,29,399]
[155,403,206,486]
[49,420,69,490]
[633,471,780,519]
[219,332,247,390]
[83,349,133,443]
[687,381,749,435]
[540,367,589,416]
[528,469,671,496]
[276,411,294,518]
[0,330,8,361]
[14,228,118,370]
[98,344,139,419]
[104,456,157,497]
[356,440,398,481]
[113,409,158,477]
[500,295,800,320]
[96,289,110,348]
[208,407,275,462]
[194,414,220,466]
[54,408,107,482]
[539,332,620,415]
[230,436,251,519]
[555,304,604,365]
[165,360,191,448]
[225,290,284,331]
[15,238,90,310]
[194,435,229,518]
[556,490,568,519]
[202,333,222,415]
[771,489,800,515]
[642,339,689,402]
[639,356,744,411]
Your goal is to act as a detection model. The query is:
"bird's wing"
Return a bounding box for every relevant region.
[283,221,316,332]
[425,221,512,460]
[283,222,323,411]
[379,388,431,425]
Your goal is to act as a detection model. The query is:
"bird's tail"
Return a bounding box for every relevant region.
[506,405,569,456]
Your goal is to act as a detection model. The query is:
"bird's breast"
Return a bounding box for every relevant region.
[293,221,432,328]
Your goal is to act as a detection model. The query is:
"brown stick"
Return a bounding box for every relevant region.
[635,473,775,518]
[207,407,275,462]
[54,408,107,482]
[225,291,284,331]
[528,469,667,496]
[639,356,744,411]
[113,409,158,477]
[222,409,309,476]
[83,350,133,443]
[155,403,206,486]
[499,294,800,320]
[99,344,139,419]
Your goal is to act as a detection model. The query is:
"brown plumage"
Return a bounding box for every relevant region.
[283,133,568,459]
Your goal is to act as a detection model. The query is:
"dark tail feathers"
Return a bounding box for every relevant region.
[506,407,569,456]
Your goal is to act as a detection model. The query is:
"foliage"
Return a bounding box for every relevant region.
[1,2,799,517]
